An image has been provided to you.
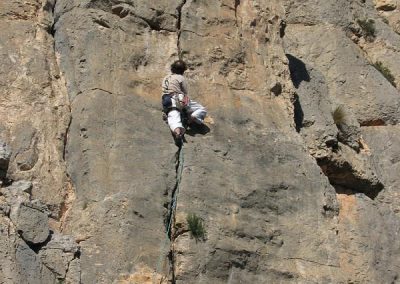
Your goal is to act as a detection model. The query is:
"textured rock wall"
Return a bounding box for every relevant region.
[0,0,79,282]
[0,0,399,283]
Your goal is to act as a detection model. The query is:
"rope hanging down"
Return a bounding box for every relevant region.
[154,139,185,283]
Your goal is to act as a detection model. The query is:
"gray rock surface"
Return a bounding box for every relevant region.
[0,0,399,283]
[0,141,11,180]
[285,25,400,126]
[10,202,50,244]
[2,180,33,199]
[0,181,79,283]
[0,0,71,212]
[39,233,80,279]
[14,238,56,283]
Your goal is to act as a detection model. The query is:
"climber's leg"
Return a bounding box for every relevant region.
[187,100,207,124]
[168,109,185,137]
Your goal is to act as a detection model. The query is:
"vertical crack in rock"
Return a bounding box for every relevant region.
[176,0,187,59]
[62,113,72,161]
[163,145,184,283]
[47,0,76,223]
[167,4,188,279]
[168,248,176,284]
[62,250,81,283]
[42,0,71,163]
[234,0,240,21]
[49,0,57,36]
[36,2,79,281]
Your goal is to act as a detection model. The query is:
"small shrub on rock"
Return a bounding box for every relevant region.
[186,213,206,240]
[373,61,396,87]
[357,19,376,39]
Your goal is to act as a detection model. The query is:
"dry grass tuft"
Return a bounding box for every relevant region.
[332,105,346,125]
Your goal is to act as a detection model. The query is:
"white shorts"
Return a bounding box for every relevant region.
[167,99,207,132]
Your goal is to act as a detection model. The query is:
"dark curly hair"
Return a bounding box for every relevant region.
[170,60,187,75]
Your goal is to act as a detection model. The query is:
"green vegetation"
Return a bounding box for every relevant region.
[373,61,397,87]
[187,213,206,241]
[332,105,346,125]
[357,19,376,38]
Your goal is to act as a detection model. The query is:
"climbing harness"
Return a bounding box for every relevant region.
[162,93,189,115]
[153,139,185,283]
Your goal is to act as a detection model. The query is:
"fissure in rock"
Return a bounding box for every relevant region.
[49,0,57,36]
[44,0,72,163]
[63,114,72,161]
[162,145,184,282]
[171,146,184,283]
[176,0,187,59]
[234,0,240,20]
[63,250,81,282]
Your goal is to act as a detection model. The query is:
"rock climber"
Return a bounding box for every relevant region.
[161,60,207,140]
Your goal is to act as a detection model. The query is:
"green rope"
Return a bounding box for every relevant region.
[153,141,185,283]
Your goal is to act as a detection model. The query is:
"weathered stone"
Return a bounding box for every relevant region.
[386,12,400,34]
[362,125,400,212]
[285,24,400,126]
[0,140,11,179]
[4,180,33,196]
[0,215,56,284]
[0,181,33,220]
[0,0,70,209]
[283,1,400,282]
[39,233,80,279]
[16,149,39,171]
[374,0,397,11]
[8,123,40,174]
[0,195,10,215]
[10,202,50,244]
[286,55,339,156]
[317,144,384,198]
[15,238,56,283]
[337,122,362,151]
[66,258,81,284]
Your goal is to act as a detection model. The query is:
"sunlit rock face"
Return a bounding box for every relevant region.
[0,0,399,283]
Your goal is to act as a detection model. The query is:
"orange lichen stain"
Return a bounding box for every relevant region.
[337,194,358,223]
[337,194,358,277]
[59,179,76,231]
[234,95,242,109]
[116,264,167,284]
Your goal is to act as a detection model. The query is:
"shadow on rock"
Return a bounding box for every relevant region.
[185,123,210,136]
[286,54,310,88]
[293,93,304,132]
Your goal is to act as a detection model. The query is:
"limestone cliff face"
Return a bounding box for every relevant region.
[1,0,400,283]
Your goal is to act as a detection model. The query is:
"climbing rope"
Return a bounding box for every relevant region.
[153,139,185,284]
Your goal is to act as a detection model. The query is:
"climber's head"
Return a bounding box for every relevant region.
[171,60,187,75]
